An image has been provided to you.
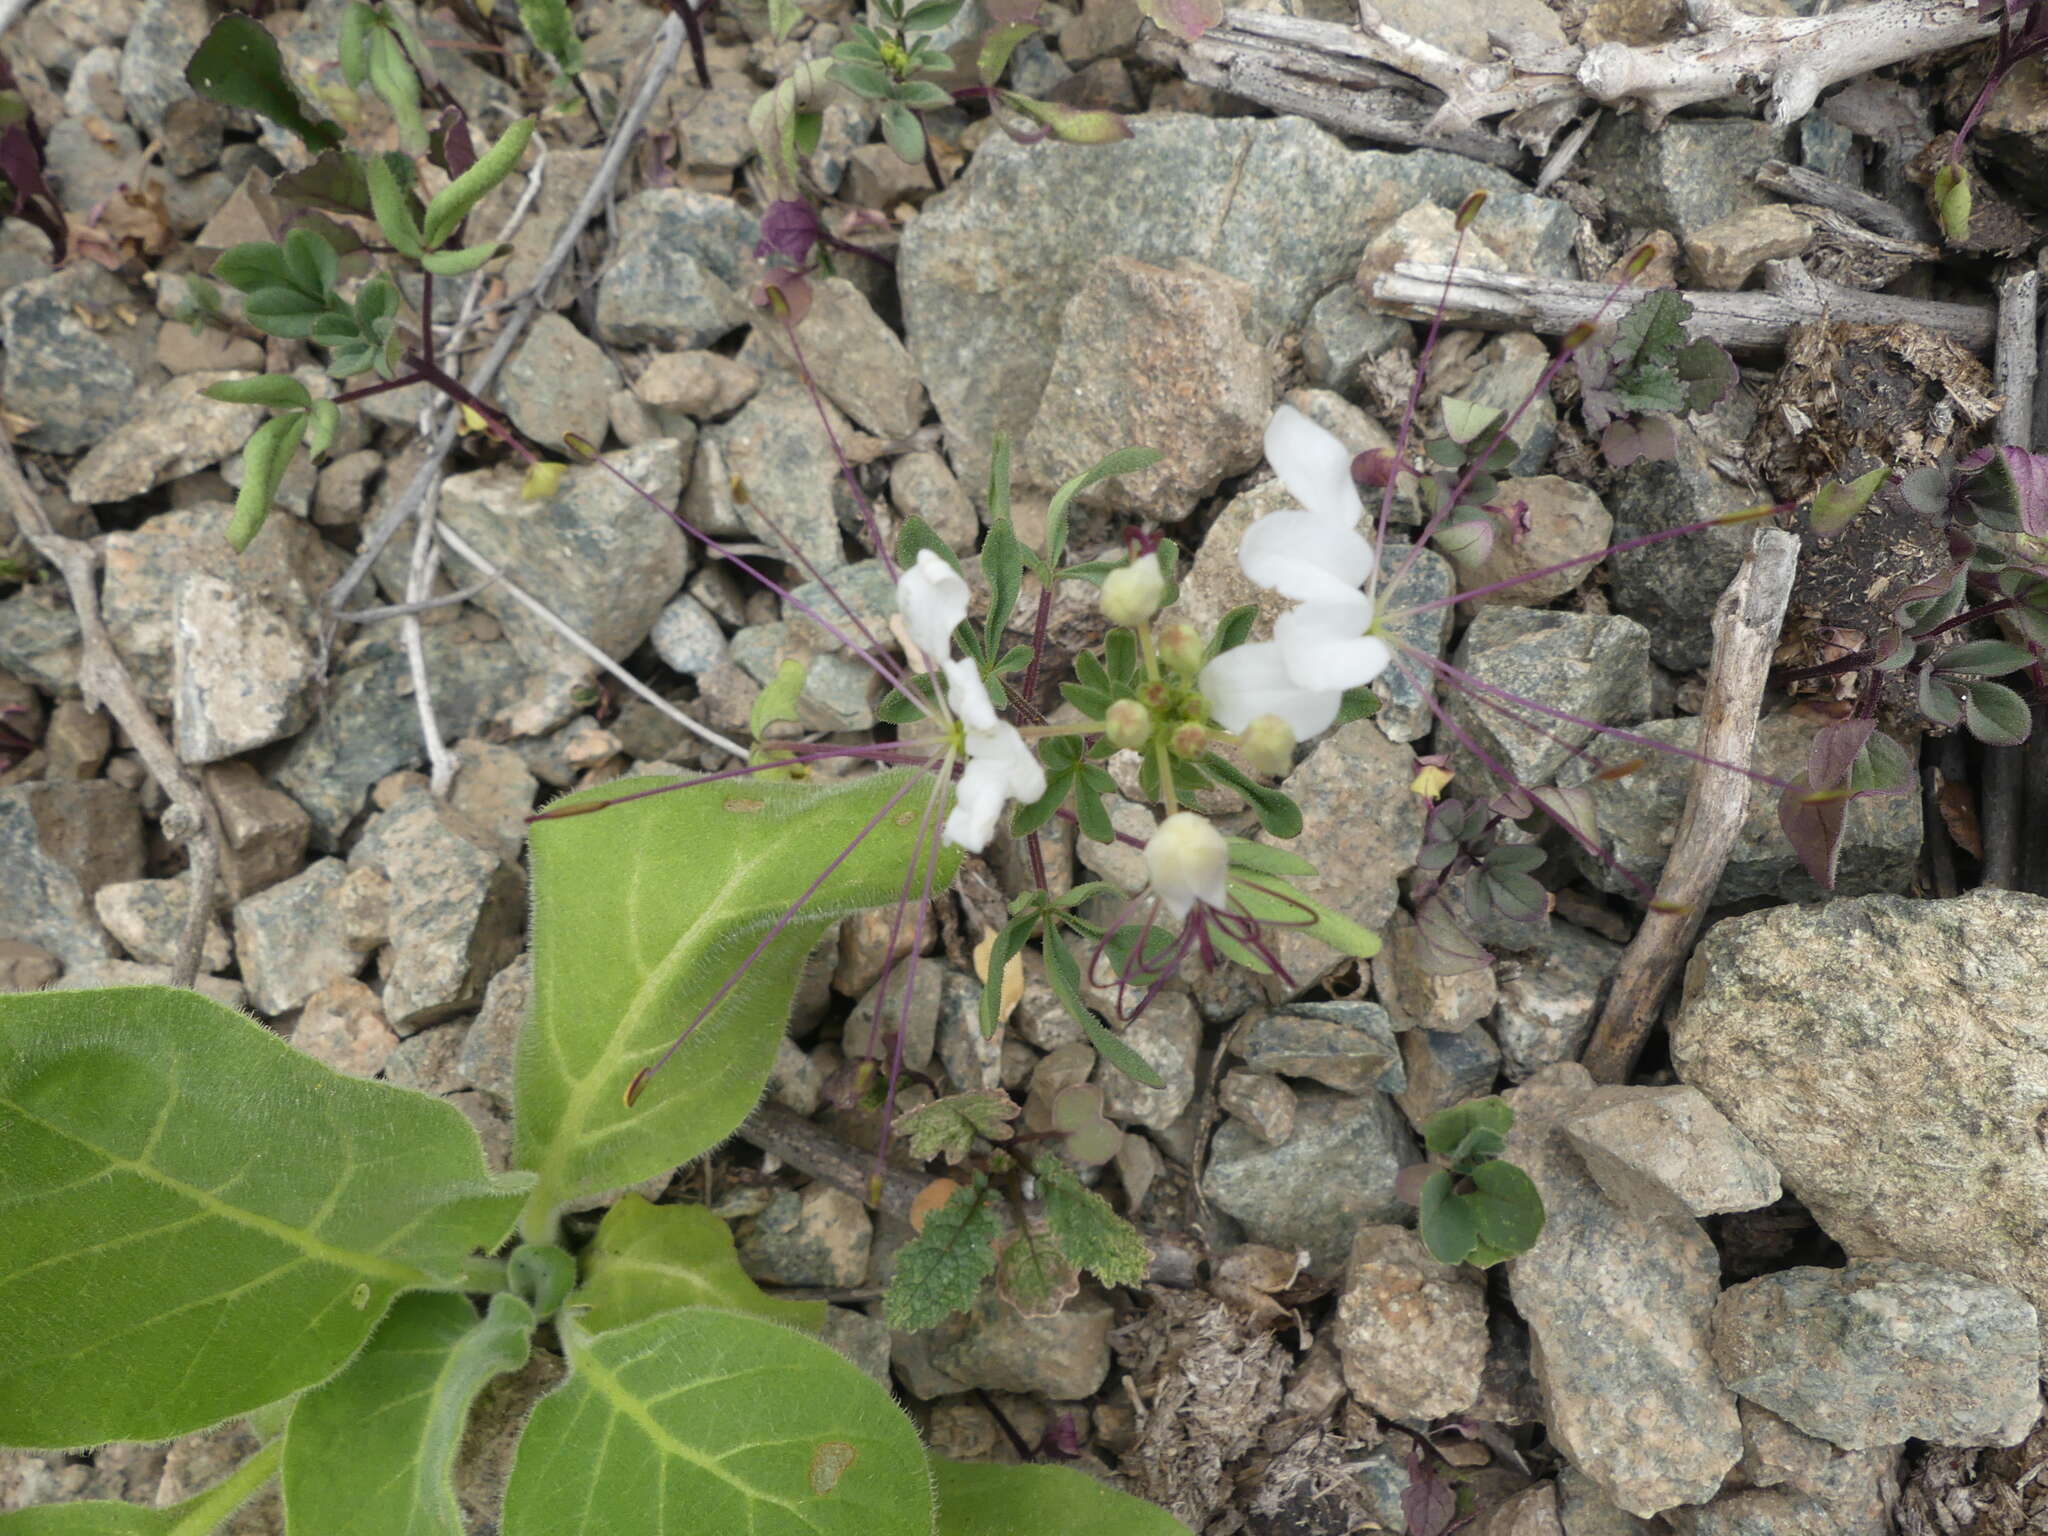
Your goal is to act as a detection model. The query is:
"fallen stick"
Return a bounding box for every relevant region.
[1580,526,1799,1084]
[1980,267,2040,889]
[0,442,225,992]
[1370,261,1997,355]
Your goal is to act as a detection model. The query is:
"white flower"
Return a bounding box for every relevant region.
[1199,407,1393,738]
[933,630,1048,853]
[895,548,969,667]
[1145,812,1230,919]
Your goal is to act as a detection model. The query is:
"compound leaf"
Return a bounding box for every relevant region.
[571,1194,824,1336]
[502,1310,932,1536]
[0,987,527,1447]
[1038,1163,1148,1287]
[886,1177,1000,1330]
[518,770,957,1236]
[932,1458,1194,1535]
[283,1291,533,1536]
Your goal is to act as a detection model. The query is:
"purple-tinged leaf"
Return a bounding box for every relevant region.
[1403,1449,1458,1536]
[435,105,478,178]
[1599,415,1677,467]
[1959,444,2048,537]
[1778,775,1848,890]
[1809,715,1878,790]
[1962,678,2033,745]
[1936,638,2035,677]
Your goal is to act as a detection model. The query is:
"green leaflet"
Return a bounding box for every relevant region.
[0,1439,282,1534]
[886,1177,1000,1330]
[0,988,527,1448]
[571,1194,824,1335]
[282,1292,532,1536]
[932,1458,1195,1535]
[502,1311,932,1536]
[516,769,957,1235]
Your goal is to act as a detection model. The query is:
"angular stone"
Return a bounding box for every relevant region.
[1396,1026,1502,1128]
[1369,540,1457,743]
[1563,1084,1780,1219]
[500,311,621,452]
[903,115,1576,476]
[1095,990,1199,1130]
[350,790,525,1030]
[821,1305,893,1387]
[936,969,1003,1094]
[736,1185,873,1288]
[1464,476,1615,608]
[1203,1087,1417,1273]
[171,574,320,763]
[202,761,311,901]
[437,439,689,677]
[843,960,945,1075]
[1220,1069,1296,1145]
[1685,206,1814,290]
[633,350,760,419]
[1493,922,1623,1082]
[1334,1224,1489,1419]
[48,961,244,1011]
[650,594,726,675]
[695,380,854,577]
[446,739,539,865]
[0,780,143,966]
[1564,712,1921,904]
[1680,1403,1898,1536]
[0,939,62,992]
[1582,115,1794,240]
[1019,257,1270,522]
[1237,1001,1403,1094]
[0,585,84,696]
[1671,890,2048,1321]
[93,876,231,972]
[1261,721,1422,998]
[461,953,529,1108]
[926,1286,1114,1398]
[1303,281,1409,395]
[380,1020,471,1096]
[1712,1261,2039,1450]
[890,451,978,553]
[1445,608,1654,790]
[1506,1064,1741,1517]
[292,978,400,1079]
[756,276,926,439]
[66,373,262,504]
[0,262,140,453]
[231,858,362,1017]
[594,188,755,349]
[119,0,207,139]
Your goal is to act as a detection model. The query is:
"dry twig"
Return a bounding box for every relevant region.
[0,442,225,992]
[1980,267,2040,889]
[1581,527,1799,1084]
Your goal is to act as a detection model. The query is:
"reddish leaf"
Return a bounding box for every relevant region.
[1778,775,1848,890]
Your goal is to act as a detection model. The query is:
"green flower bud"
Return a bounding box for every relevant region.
[1240,713,1296,777]
[1099,557,1167,626]
[1169,721,1207,759]
[1105,697,1152,750]
[1156,620,1205,677]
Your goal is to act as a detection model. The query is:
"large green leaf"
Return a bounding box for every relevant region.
[0,988,528,1447]
[572,1194,825,1335]
[282,1291,533,1535]
[517,769,956,1235]
[0,1439,280,1534]
[502,1310,933,1536]
[932,1459,1193,1534]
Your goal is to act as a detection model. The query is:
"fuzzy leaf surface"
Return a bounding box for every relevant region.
[0,987,525,1447]
[1038,1163,1148,1286]
[518,770,955,1233]
[571,1194,824,1335]
[502,1310,931,1536]
[887,1177,1000,1329]
[932,1457,1194,1533]
[283,1291,533,1536]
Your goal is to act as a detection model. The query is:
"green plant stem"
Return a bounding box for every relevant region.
[170,1438,283,1534]
[459,1254,512,1293]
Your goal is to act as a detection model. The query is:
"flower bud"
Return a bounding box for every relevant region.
[1155,621,1205,677]
[1140,680,1173,712]
[1168,721,1207,759]
[1240,714,1295,777]
[1099,557,1166,626]
[1145,811,1230,919]
[1105,697,1152,750]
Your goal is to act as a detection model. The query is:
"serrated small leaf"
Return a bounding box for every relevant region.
[570,1194,824,1335]
[886,1178,1001,1330]
[897,1090,1020,1163]
[993,1225,1080,1318]
[1038,1163,1148,1287]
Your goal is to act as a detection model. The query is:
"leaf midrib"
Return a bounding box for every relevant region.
[1,1093,432,1287]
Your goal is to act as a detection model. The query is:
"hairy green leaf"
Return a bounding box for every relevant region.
[518,770,956,1235]
[932,1458,1195,1534]
[886,1177,1000,1330]
[894,514,960,576]
[994,1225,1079,1317]
[0,987,527,1447]
[1039,929,1164,1089]
[572,1194,824,1335]
[366,151,424,259]
[422,117,535,250]
[897,1090,1019,1164]
[880,101,926,166]
[981,518,1023,649]
[185,16,341,152]
[504,1310,932,1535]
[229,409,308,552]
[420,240,507,276]
[518,0,584,73]
[284,1292,533,1536]
[1200,754,1300,838]
[203,374,313,410]
[1038,1163,1148,1286]
[1963,677,2032,746]
[1933,162,1972,244]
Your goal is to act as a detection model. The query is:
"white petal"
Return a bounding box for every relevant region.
[1276,597,1392,692]
[896,548,969,665]
[1145,811,1230,920]
[1238,510,1376,604]
[1198,641,1344,739]
[1265,404,1363,525]
[942,757,1010,852]
[966,721,1047,804]
[943,656,998,731]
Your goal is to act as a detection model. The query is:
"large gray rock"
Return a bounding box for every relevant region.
[436,439,690,678]
[755,276,927,440]
[690,379,855,578]
[66,373,261,504]
[500,311,622,452]
[1445,608,1653,790]
[1,265,142,453]
[231,858,362,1017]
[594,188,755,349]
[1671,891,2048,1321]
[1581,115,1794,240]
[1506,1064,1741,1517]
[1671,1404,1897,1536]
[350,791,525,1031]
[171,574,321,763]
[1017,256,1270,521]
[1493,920,1622,1082]
[1712,1261,2039,1450]
[1563,713,1920,904]
[1368,541,1457,744]
[0,781,144,966]
[1259,719,1423,998]
[902,114,1576,474]
[1334,1224,1489,1419]
[1202,1086,1417,1273]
